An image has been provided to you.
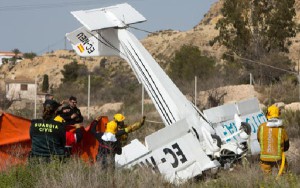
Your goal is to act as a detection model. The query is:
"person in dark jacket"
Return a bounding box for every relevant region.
[53,114,84,158]
[43,93,65,108]
[90,116,122,169]
[29,100,66,164]
[91,115,146,169]
[59,96,83,125]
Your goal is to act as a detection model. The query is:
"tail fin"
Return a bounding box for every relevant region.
[66,27,99,56]
[66,27,123,57]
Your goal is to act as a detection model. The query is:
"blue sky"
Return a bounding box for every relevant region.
[0,0,217,54]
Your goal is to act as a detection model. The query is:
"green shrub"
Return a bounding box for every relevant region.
[168,45,216,82]
[23,52,37,60]
[0,165,37,188]
[263,77,299,104]
[61,61,88,83]
[282,110,300,138]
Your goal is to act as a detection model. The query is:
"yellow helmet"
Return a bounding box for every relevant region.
[267,105,280,119]
[105,121,117,134]
[114,113,125,122]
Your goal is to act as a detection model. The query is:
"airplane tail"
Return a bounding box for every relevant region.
[66,3,212,130]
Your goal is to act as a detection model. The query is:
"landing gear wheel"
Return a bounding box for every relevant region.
[240,122,251,135]
[201,127,221,152]
[211,134,222,148]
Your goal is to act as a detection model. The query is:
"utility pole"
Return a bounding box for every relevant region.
[298,59,300,101]
[34,76,37,119]
[87,74,90,120]
[64,36,67,50]
[142,84,144,116]
[194,76,197,106]
[298,74,300,102]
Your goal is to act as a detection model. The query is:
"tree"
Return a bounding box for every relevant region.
[212,0,251,58]
[12,48,21,57]
[213,0,296,60]
[168,45,216,82]
[61,60,88,83]
[256,52,295,84]
[11,48,21,63]
[23,52,37,60]
[42,74,49,93]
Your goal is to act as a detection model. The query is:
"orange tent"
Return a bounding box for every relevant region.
[0,112,107,171]
[0,113,31,171]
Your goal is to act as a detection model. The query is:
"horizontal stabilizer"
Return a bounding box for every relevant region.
[204,103,238,124]
[71,3,146,31]
[203,97,261,124]
[145,118,190,150]
[115,139,149,167]
[236,97,260,115]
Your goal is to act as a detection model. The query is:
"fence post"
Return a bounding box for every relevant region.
[34,76,37,119]
[87,74,90,120]
[298,74,300,102]
[194,76,197,106]
[142,84,144,116]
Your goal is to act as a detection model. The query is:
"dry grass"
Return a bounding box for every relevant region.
[1,156,299,188]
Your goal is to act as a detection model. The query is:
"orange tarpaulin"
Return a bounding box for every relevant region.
[0,113,31,171]
[0,113,31,145]
[71,116,108,163]
[0,113,107,171]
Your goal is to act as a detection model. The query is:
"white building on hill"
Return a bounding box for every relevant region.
[0,51,23,66]
[5,77,37,100]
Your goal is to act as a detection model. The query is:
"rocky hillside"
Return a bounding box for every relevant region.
[0,50,133,90]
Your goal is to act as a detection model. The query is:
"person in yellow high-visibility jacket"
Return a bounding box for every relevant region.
[257,105,289,174]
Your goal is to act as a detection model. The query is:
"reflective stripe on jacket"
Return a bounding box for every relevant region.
[257,122,288,162]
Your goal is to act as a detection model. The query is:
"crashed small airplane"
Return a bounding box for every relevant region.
[66,3,266,183]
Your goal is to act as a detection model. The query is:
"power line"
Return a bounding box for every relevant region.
[128,25,153,34]
[223,52,298,75]
[37,37,65,55]
[0,0,108,11]
[130,24,298,76]
[0,0,147,11]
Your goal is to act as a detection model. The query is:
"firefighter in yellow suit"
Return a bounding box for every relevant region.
[113,113,146,147]
[257,105,289,174]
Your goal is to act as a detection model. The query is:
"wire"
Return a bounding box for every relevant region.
[145,120,164,124]
[128,25,153,34]
[130,20,299,77]
[223,52,298,75]
[0,0,148,11]
[36,37,65,55]
[0,0,107,11]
